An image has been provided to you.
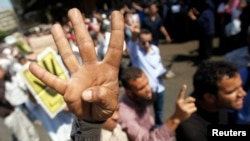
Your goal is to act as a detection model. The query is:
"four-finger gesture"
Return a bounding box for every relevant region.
[29,8,124,122]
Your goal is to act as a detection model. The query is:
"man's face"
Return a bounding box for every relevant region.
[149,4,158,14]
[102,107,119,131]
[128,72,153,101]
[139,33,152,52]
[215,73,246,110]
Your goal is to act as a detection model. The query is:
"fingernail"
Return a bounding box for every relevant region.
[82,90,92,101]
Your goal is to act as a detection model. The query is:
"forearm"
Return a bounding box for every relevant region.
[131,26,140,42]
[160,26,170,38]
[165,116,181,133]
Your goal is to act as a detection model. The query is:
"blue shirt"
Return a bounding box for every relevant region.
[128,40,166,93]
[238,67,250,124]
[141,14,164,46]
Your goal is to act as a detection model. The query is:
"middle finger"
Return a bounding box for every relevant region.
[68,8,97,64]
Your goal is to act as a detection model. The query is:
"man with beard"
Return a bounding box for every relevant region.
[118,67,197,141]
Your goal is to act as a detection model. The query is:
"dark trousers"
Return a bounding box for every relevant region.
[198,35,213,60]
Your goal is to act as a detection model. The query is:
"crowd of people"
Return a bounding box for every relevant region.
[1,0,250,141]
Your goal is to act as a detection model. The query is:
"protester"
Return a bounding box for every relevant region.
[28,8,125,140]
[127,24,174,126]
[237,65,250,124]
[141,1,172,46]
[176,61,246,141]
[188,0,215,60]
[119,67,196,141]
[224,26,250,124]
[0,66,39,141]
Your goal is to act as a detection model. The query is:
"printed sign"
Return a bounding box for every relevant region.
[22,47,69,118]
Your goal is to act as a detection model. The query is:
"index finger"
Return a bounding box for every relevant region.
[103,11,124,68]
[177,84,187,100]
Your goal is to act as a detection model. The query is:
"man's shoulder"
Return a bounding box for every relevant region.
[178,112,209,129]
[176,112,209,140]
[118,102,137,126]
[151,44,159,50]
[119,95,135,112]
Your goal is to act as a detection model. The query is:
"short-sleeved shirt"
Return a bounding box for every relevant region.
[141,14,164,46]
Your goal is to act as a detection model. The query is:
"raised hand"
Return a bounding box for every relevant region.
[29,8,124,122]
[166,85,197,132]
[173,85,197,122]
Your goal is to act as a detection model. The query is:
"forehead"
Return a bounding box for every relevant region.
[149,4,157,8]
[217,73,242,92]
[128,73,147,88]
[139,33,152,40]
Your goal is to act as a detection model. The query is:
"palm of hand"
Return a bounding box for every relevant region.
[65,64,119,121]
[29,8,124,122]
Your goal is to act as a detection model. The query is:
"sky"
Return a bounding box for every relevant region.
[0,0,13,9]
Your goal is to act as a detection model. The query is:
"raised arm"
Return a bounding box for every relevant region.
[29,8,124,122]
[166,85,197,132]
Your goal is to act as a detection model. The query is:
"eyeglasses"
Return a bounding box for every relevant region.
[141,40,152,46]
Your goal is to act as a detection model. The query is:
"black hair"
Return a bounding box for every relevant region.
[89,31,98,40]
[139,28,152,35]
[192,61,238,100]
[146,1,158,8]
[120,67,143,89]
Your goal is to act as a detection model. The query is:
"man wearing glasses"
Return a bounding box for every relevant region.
[127,25,170,127]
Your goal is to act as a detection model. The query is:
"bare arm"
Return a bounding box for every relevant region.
[131,23,140,42]
[160,26,172,43]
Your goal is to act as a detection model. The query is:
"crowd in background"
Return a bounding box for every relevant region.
[1,0,250,140]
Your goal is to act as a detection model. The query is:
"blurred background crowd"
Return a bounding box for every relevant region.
[0,0,250,141]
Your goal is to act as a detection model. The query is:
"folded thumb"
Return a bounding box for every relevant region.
[82,89,94,102]
[81,87,109,103]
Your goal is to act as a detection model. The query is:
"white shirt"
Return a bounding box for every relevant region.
[128,40,167,93]
[97,32,126,61]
[5,75,28,106]
[101,124,128,141]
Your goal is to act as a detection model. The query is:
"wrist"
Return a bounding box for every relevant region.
[165,116,181,132]
[75,118,104,134]
[168,116,181,125]
[82,119,106,124]
[71,118,104,140]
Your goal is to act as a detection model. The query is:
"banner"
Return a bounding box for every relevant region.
[22,47,69,118]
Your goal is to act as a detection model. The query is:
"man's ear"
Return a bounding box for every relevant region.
[203,93,216,103]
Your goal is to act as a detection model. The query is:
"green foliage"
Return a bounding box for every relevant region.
[0,30,6,41]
